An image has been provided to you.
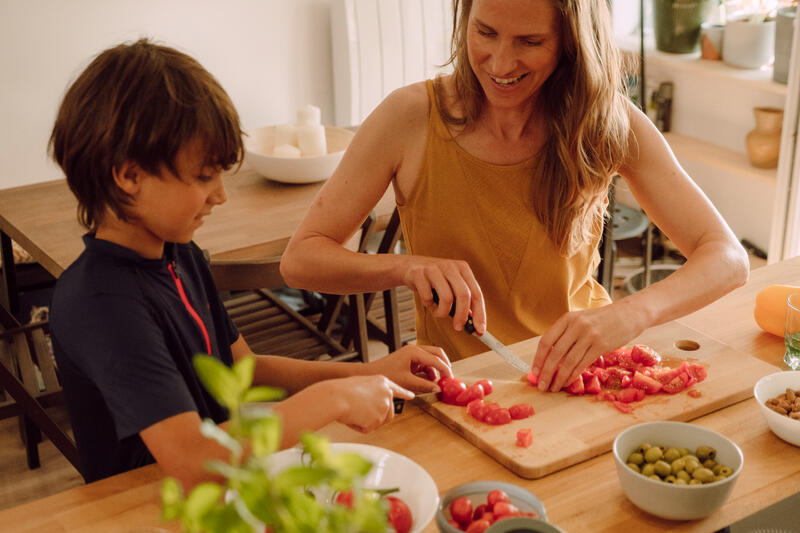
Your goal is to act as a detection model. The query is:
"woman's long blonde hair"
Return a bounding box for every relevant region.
[437,0,631,256]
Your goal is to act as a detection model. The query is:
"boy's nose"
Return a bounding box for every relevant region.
[209,181,227,205]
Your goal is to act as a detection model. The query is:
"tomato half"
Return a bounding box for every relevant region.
[508,403,535,419]
[386,496,413,533]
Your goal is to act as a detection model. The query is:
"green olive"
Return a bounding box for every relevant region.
[689,479,703,485]
[627,463,640,473]
[644,447,664,463]
[664,475,677,483]
[641,463,656,477]
[692,467,715,483]
[654,460,672,477]
[649,475,661,481]
[712,464,724,475]
[696,445,716,461]
[676,470,691,482]
[636,443,653,454]
[713,475,725,482]
[663,447,681,463]
[627,452,644,465]
[670,458,686,473]
[675,478,688,485]
[718,466,733,477]
[677,447,690,457]
[684,458,700,474]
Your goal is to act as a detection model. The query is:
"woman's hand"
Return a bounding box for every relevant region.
[531,302,647,392]
[326,375,414,433]
[366,344,453,393]
[402,256,487,334]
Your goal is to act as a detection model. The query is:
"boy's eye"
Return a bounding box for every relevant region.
[198,175,213,183]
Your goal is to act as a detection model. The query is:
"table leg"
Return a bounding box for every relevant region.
[0,231,19,324]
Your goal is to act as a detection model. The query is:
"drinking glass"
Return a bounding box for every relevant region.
[784,293,800,370]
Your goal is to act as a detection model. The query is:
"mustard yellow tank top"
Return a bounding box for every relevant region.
[396,80,611,360]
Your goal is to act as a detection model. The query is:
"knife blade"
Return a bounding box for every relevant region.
[431,290,529,373]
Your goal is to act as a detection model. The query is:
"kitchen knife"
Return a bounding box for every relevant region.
[431,290,529,373]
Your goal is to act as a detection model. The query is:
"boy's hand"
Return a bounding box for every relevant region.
[365,345,452,393]
[328,375,413,433]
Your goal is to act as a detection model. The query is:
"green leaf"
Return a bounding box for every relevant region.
[282,489,323,531]
[184,482,224,519]
[351,490,389,533]
[330,452,374,478]
[204,460,251,481]
[232,355,256,392]
[247,416,282,458]
[200,504,255,533]
[200,419,242,456]
[273,465,335,489]
[242,385,286,404]
[194,354,241,409]
[160,477,183,521]
[301,433,331,464]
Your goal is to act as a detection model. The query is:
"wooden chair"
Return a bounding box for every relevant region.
[210,214,377,362]
[0,313,80,471]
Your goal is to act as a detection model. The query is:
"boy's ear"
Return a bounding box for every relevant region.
[112,161,143,195]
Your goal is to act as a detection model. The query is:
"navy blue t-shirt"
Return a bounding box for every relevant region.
[50,234,238,483]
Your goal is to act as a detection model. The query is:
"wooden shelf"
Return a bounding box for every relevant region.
[617,33,788,98]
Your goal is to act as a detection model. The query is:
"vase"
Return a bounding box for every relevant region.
[654,0,715,53]
[723,17,776,69]
[745,107,783,169]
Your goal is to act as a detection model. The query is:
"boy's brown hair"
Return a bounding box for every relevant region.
[50,38,243,229]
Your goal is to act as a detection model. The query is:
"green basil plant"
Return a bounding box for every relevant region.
[160,354,389,533]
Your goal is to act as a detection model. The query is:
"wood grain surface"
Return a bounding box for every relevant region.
[415,322,779,478]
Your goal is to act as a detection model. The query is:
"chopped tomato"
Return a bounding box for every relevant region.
[632,371,663,395]
[466,399,487,421]
[612,400,634,413]
[601,391,617,402]
[386,496,413,533]
[616,387,643,403]
[618,351,640,371]
[475,379,494,395]
[508,403,535,419]
[484,407,512,425]
[526,370,540,387]
[593,354,606,368]
[455,383,485,406]
[688,389,701,398]
[584,374,603,394]
[593,367,610,384]
[686,363,708,382]
[516,428,533,448]
[441,379,467,405]
[602,347,626,366]
[565,377,585,395]
[631,344,661,367]
[663,374,689,394]
[334,489,353,508]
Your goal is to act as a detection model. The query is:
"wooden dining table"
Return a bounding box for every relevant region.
[2,252,800,532]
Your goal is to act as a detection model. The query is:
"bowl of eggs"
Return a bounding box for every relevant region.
[612,421,743,520]
[245,104,354,184]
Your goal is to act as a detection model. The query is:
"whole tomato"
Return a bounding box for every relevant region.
[487,489,510,508]
[334,489,353,509]
[387,496,413,533]
[465,518,491,533]
[449,496,473,525]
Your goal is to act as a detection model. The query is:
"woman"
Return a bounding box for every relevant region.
[281,0,748,393]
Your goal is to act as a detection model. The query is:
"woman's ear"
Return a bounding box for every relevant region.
[112,161,142,195]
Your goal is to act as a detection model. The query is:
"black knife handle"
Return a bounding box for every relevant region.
[431,289,476,334]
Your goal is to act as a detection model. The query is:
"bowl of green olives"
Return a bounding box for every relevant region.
[612,421,743,520]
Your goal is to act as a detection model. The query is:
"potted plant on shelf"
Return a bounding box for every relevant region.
[722,8,778,69]
[160,354,392,533]
[654,0,718,53]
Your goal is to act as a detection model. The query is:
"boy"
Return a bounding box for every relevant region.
[49,39,450,488]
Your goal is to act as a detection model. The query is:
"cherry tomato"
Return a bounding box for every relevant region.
[472,503,490,520]
[455,383,485,406]
[334,489,353,509]
[483,407,511,425]
[441,379,467,405]
[487,489,511,508]
[492,501,518,517]
[508,403,535,420]
[465,519,491,533]
[475,379,493,395]
[386,496,413,533]
[449,496,473,525]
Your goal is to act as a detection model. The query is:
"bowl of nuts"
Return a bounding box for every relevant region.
[612,421,743,520]
[754,370,800,447]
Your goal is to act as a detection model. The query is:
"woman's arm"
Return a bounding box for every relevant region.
[281,81,487,333]
[533,101,749,391]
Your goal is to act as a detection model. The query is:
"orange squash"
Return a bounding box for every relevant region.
[754,285,800,337]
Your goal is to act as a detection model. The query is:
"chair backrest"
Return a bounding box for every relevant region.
[330,0,454,127]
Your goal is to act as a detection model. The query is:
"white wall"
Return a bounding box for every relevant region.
[0,0,335,188]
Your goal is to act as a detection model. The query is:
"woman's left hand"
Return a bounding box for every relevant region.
[365,344,453,394]
[531,303,646,392]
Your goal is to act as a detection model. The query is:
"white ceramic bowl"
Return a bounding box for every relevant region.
[612,421,743,520]
[244,125,354,183]
[754,370,800,446]
[269,443,438,533]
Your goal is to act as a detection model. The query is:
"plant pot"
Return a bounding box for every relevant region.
[722,17,776,69]
[700,22,724,59]
[745,107,783,169]
[774,7,797,84]
[654,0,715,53]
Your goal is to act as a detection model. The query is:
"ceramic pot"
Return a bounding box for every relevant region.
[700,22,724,59]
[723,17,776,69]
[654,0,715,53]
[774,7,797,84]
[745,107,783,169]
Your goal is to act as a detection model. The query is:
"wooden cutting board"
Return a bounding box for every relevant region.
[415,321,779,479]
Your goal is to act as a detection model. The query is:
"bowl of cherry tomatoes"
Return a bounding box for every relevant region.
[435,481,564,533]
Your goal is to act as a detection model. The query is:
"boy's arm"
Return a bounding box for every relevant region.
[230,335,452,394]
